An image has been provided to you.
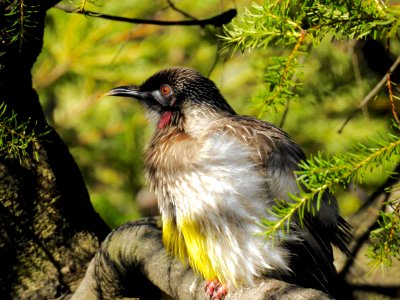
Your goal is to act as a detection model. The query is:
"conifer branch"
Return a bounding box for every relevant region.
[263,129,400,238]
[367,184,400,268]
[223,1,400,115]
[0,103,48,163]
[4,0,39,49]
[222,3,305,52]
[257,30,307,118]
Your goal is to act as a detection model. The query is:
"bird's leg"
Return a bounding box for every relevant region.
[212,284,227,300]
[205,279,228,300]
[205,279,217,296]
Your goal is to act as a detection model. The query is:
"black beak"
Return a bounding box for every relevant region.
[106,85,148,99]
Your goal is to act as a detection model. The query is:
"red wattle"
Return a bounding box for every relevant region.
[158,111,172,129]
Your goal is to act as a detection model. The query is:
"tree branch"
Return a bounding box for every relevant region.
[338,54,400,133]
[54,4,237,27]
[72,217,331,300]
[166,0,197,20]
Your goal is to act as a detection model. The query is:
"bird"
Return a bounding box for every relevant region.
[106,67,351,299]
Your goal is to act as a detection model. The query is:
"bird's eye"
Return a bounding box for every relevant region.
[160,84,172,96]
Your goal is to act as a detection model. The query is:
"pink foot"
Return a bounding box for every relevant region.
[205,280,228,300]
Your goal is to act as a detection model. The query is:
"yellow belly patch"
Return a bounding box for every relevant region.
[162,218,219,282]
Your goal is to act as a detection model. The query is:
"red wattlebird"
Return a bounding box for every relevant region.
[107,67,351,299]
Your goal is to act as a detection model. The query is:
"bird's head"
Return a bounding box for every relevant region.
[107,67,235,133]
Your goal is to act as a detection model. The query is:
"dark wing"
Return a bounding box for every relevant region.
[220,115,351,298]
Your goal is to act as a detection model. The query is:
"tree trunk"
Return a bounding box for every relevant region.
[0,1,110,298]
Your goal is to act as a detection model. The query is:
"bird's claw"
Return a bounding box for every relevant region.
[205,280,227,300]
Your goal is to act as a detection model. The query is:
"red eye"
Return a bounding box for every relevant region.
[161,84,172,96]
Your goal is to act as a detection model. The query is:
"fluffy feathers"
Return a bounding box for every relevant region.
[107,67,351,298]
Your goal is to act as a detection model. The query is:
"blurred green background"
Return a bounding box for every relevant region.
[33,0,393,228]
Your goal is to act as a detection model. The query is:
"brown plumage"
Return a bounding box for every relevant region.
[107,67,351,299]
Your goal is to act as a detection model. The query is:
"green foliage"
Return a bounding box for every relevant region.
[299,128,400,188]
[224,0,400,269]
[263,125,400,237]
[225,1,400,50]
[305,1,400,40]
[223,1,400,115]
[4,0,39,49]
[223,3,305,51]
[223,3,309,113]
[0,103,46,163]
[368,185,400,269]
[254,44,306,116]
